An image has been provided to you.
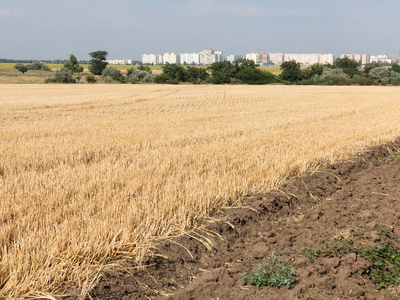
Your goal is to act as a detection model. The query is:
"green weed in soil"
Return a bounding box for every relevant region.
[301,225,400,290]
[241,251,296,289]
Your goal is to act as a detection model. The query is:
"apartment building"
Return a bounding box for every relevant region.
[142,54,157,65]
[268,53,284,65]
[157,54,163,65]
[370,55,391,64]
[340,53,370,65]
[319,53,335,65]
[106,58,132,65]
[245,53,260,64]
[163,53,180,64]
[199,49,224,65]
[180,52,200,65]
[226,55,242,63]
[284,54,318,65]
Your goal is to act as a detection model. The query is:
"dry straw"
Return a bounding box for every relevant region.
[1,84,400,298]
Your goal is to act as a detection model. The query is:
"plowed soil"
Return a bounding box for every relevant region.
[90,139,400,300]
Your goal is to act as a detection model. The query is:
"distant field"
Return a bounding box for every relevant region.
[2,85,400,298]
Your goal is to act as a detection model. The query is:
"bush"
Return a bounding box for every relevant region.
[369,67,390,84]
[103,76,114,83]
[154,73,170,84]
[318,67,350,80]
[86,74,97,83]
[44,67,75,83]
[126,69,155,83]
[26,62,51,71]
[353,77,377,86]
[101,67,123,82]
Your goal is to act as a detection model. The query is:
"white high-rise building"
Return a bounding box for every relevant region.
[226,55,242,63]
[245,53,260,64]
[340,53,370,65]
[163,53,180,64]
[199,49,224,65]
[319,54,335,65]
[157,54,163,65]
[370,55,391,64]
[200,54,217,65]
[283,53,335,65]
[268,53,284,65]
[284,53,320,65]
[180,53,200,65]
[142,54,157,65]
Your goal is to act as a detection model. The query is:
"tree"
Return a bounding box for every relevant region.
[335,57,360,70]
[88,50,108,75]
[279,60,302,83]
[208,61,236,84]
[234,58,257,72]
[186,66,209,83]
[390,63,400,74]
[64,54,83,73]
[18,65,28,74]
[162,63,187,82]
[335,57,361,78]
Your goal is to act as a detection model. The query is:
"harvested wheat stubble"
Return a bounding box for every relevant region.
[1,85,400,298]
[91,139,400,299]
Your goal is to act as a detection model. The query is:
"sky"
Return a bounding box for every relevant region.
[1,0,400,61]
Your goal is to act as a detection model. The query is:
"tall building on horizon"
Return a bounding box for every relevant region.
[340,53,370,65]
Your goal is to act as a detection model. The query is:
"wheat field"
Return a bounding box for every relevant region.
[1,84,400,298]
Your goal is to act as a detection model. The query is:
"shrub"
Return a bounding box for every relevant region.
[103,76,114,83]
[236,68,277,85]
[86,74,97,83]
[101,67,123,81]
[44,67,75,83]
[126,69,155,83]
[369,67,390,84]
[26,62,51,71]
[353,77,377,86]
[154,74,169,84]
[318,67,350,80]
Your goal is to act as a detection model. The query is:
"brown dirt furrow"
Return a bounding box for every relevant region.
[90,139,400,300]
